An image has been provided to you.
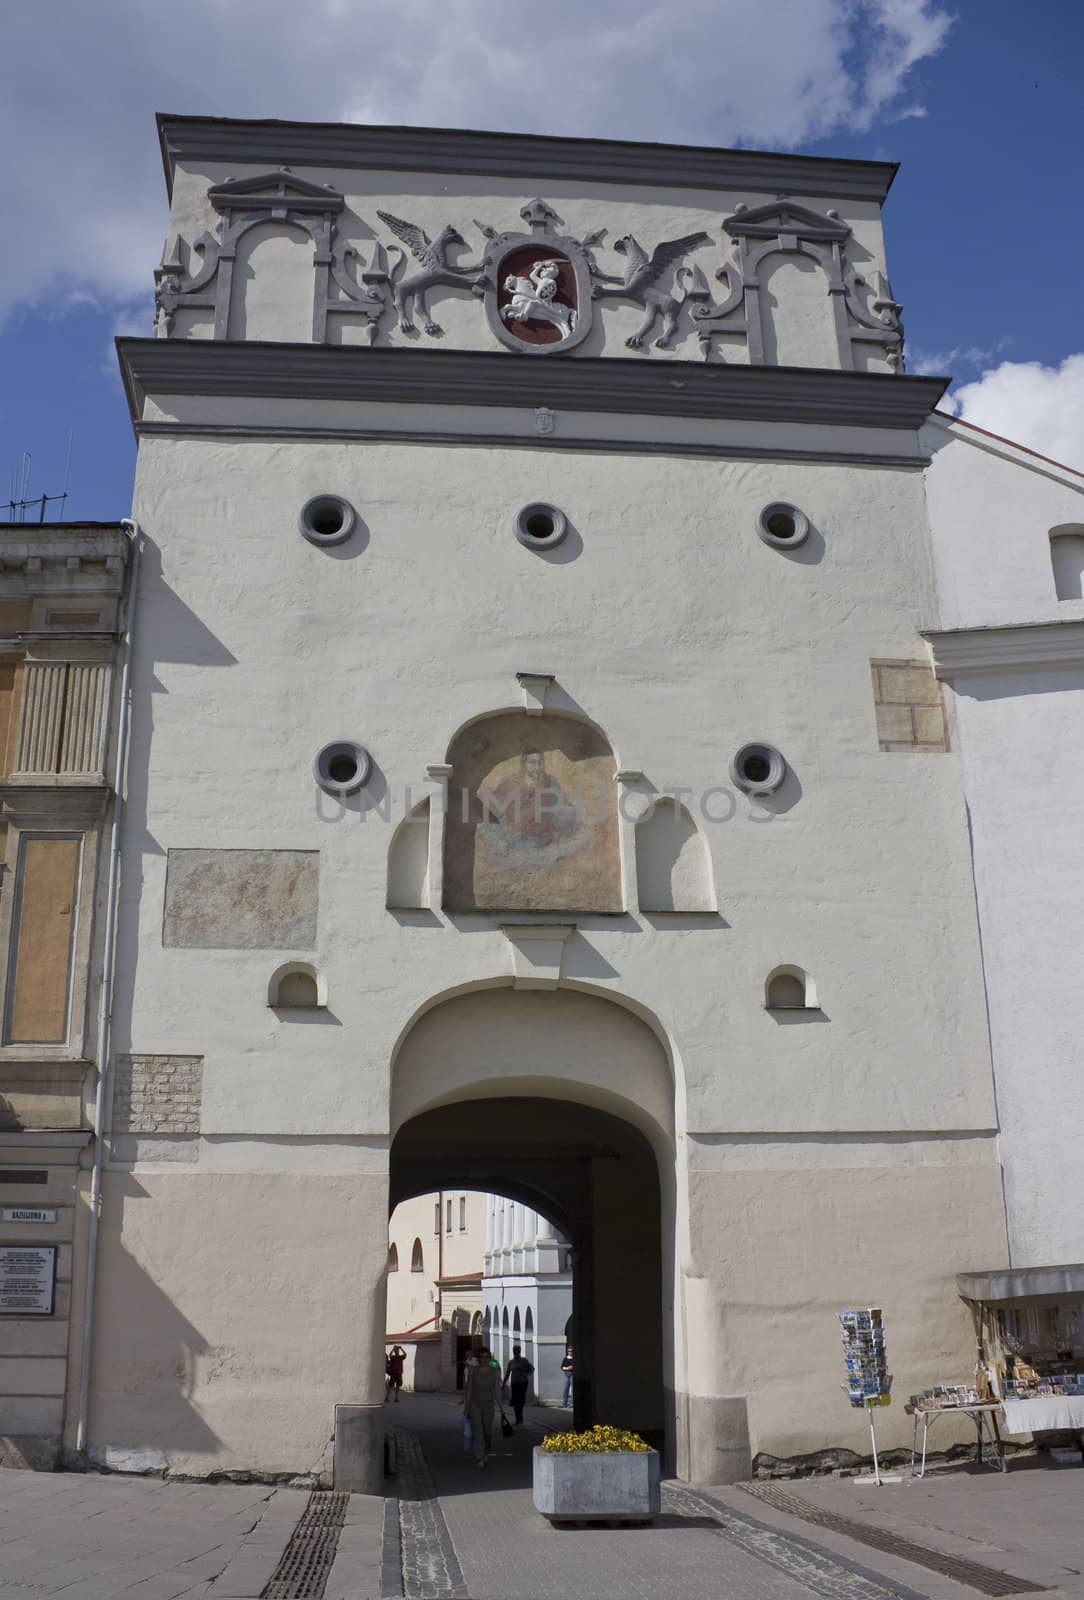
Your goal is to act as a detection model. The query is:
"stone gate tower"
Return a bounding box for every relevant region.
[54,115,1010,1487]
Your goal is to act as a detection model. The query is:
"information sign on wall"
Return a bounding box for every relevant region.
[0,1245,57,1314]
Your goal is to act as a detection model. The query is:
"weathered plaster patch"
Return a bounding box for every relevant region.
[163,849,318,948]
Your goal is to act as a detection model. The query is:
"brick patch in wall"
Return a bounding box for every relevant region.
[113,1054,203,1134]
[870,658,949,753]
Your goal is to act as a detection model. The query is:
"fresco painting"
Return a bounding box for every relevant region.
[443,713,622,913]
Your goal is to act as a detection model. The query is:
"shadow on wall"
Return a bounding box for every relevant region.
[87,1176,221,1464]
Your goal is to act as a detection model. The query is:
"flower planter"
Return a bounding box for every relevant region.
[532,1445,661,1524]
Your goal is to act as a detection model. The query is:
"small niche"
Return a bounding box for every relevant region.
[268,962,326,1010]
[765,965,818,1011]
[636,799,716,913]
[1049,525,1084,601]
[387,798,431,910]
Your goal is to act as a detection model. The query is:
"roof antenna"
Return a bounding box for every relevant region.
[3,433,73,523]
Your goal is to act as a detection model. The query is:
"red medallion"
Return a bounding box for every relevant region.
[496,246,578,347]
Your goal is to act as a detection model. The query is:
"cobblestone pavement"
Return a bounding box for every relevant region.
[385,1394,941,1600]
[0,1469,384,1600]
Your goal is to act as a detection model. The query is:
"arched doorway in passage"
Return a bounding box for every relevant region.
[388,984,676,1454]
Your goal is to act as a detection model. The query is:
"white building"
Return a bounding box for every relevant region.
[3,112,1044,1489]
[922,415,1084,1270]
[483,1196,572,1402]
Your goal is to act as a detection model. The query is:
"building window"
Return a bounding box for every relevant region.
[1050,525,1084,601]
[434,1201,441,1235]
[411,1238,424,1273]
[446,1198,453,1233]
[388,1243,398,1272]
[459,1196,466,1231]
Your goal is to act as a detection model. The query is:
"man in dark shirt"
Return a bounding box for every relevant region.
[504,1343,535,1425]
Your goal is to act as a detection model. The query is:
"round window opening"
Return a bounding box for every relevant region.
[515,502,568,550]
[313,740,372,796]
[757,501,810,551]
[299,494,357,548]
[730,742,786,795]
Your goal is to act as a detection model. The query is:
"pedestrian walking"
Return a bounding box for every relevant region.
[561,1346,574,1408]
[385,1345,406,1402]
[504,1343,534,1425]
[463,1344,502,1468]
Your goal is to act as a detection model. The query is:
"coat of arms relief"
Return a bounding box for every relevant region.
[155,176,904,370]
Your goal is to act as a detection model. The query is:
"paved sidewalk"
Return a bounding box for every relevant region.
[0,1469,384,1599]
[385,1392,1084,1600]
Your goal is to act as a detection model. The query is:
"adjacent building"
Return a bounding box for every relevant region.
[483,1195,572,1404]
[0,521,134,1468]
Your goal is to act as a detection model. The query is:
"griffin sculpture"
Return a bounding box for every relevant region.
[377,211,481,337]
[604,231,712,349]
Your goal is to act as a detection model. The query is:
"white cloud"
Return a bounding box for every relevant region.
[909,339,1012,376]
[0,0,951,325]
[944,354,1084,472]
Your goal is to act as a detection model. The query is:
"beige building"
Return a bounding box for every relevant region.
[385,1189,486,1391]
[1,114,1036,1490]
[0,521,134,1468]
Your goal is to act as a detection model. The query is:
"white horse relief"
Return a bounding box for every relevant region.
[501,259,577,340]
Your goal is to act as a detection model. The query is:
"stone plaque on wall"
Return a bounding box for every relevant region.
[443,713,621,913]
[0,1245,56,1315]
[163,849,318,949]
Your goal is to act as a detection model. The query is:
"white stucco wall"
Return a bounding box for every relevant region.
[923,417,1084,1267]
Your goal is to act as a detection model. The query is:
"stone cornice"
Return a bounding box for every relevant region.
[157,113,898,204]
[118,339,947,434]
[925,620,1084,676]
[0,526,129,595]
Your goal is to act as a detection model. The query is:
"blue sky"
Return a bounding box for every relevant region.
[2,0,1082,522]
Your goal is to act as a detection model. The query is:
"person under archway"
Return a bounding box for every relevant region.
[504,1342,534,1426]
[386,1344,406,1402]
[463,1345,501,1468]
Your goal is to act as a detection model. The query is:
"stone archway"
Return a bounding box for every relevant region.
[389,984,675,1454]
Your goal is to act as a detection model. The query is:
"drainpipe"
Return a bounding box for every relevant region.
[75,518,143,1458]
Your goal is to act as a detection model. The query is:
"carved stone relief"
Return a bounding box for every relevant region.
[155,169,387,347]
[691,199,904,370]
[156,182,902,369]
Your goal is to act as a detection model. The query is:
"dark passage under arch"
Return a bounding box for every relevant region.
[390,1095,665,1449]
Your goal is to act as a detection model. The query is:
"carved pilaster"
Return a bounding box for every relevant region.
[59,663,109,777]
[15,664,67,775]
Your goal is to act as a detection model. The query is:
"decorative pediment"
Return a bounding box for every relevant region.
[208,169,344,217]
[724,200,851,244]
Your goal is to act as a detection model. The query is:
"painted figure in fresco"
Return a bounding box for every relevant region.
[477,748,586,867]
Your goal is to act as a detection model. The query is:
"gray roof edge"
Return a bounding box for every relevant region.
[155,113,899,205]
[957,1264,1084,1302]
[116,338,946,433]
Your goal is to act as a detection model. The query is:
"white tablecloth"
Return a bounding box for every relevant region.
[1000,1394,1084,1434]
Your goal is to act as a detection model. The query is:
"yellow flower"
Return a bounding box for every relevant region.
[541,1424,650,1454]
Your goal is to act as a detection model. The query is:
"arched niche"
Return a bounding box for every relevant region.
[636,799,716,913]
[267,962,326,1009]
[388,1242,399,1273]
[410,1238,424,1273]
[387,797,430,910]
[759,254,838,368]
[227,221,315,342]
[443,711,621,914]
[1050,524,1084,601]
[764,965,818,1011]
[390,986,674,1155]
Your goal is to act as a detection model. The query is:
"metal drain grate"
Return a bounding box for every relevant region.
[262,1491,349,1599]
[738,1481,1049,1596]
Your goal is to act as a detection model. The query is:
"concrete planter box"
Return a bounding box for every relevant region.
[532,1445,661,1524]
